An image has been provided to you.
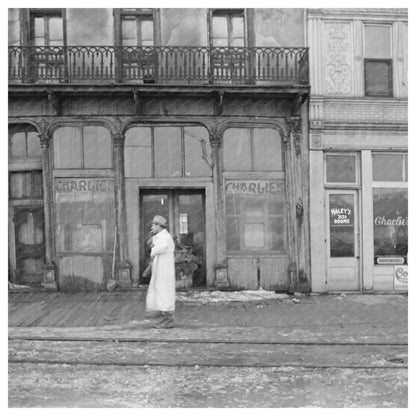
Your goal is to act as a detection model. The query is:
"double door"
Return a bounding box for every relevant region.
[140,189,205,287]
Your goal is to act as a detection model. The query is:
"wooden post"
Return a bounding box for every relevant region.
[38,120,57,290]
[209,127,229,288]
[113,131,132,286]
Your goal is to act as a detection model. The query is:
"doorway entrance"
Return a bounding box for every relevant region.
[13,206,45,286]
[326,190,360,291]
[140,189,206,288]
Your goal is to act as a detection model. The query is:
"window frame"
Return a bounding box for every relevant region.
[363,23,393,97]
[114,8,160,47]
[324,152,360,187]
[9,128,42,160]
[28,9,66,46]
[364,58,393,97]
[52,125,113,170]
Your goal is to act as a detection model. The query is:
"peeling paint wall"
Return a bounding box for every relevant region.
[66,9,113,45]
[161,9,208,46]
[254,9,305,46]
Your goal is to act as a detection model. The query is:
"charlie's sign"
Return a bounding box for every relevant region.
[374,216,408,226]
[55,178,114,193]
[225,180,283,195]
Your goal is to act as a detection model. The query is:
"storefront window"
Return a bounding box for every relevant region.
[223,128,283,172]
[154,127,182,177]
[326,155,356,183]
[53,126,112,169]
[125,127,152,177]
[55,178,115,253]
[225,180,287,252]
[373,188,408,262]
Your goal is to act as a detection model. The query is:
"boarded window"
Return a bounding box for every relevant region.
[55,178,115,253]
[225,180,287,252]
[9,171,43,199]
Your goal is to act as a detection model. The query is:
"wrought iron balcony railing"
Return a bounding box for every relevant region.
[9,46,309,86]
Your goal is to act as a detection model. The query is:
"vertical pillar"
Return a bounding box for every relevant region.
[38,120,57,290]
[288,114,310,293]
[282,127,297,294]
[209,128,229,288]
[113,131,132,286]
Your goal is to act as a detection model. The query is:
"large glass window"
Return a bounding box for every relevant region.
[225,180,287,252]
[124,126,212,178]
[223,128,283,172]
[373,188,408,261]
[55,178,115,253]
[53,126,112,169]
[364,25,393,97]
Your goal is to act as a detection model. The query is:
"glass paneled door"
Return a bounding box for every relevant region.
[326,190,360,291]
[140,189,205,288]
[14,207,45,286]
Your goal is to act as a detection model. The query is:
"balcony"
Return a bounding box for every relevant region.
[9,46,309,87]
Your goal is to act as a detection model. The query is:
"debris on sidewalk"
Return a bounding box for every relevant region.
[176,289,290,303]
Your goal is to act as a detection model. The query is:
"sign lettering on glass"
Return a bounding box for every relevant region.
[330,207,353,226]
[55,179,114,193]
[374,216,408,226]
[225,180,283,195]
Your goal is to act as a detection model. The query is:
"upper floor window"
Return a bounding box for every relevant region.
[364,25,393,97]
[30,10,64,46]
[223,128,283,172]
[53,126,112,169]
[121,11,154,46]
[211,9,245,47]
[9,128,41,158]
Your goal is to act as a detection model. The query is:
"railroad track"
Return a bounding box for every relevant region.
[8,337,408,369]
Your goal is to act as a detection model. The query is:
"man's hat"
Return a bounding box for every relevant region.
[152,215,168,227]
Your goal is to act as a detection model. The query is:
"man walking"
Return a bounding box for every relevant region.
[146,215,176,328]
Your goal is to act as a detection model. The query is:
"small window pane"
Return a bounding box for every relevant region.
[83,126,112,168]
[231,16,244,39]
[365,26,391,59]
[154,127,182,177]
[404,154,408,182]
[326,155,356,183]
[212,16,228,40]
[223,128,251,171]
[373,154,403,181]
[184,127,212,177]
[122,18,137,45]
[27,132,41,157]
[34,17,45,45]
[365,60,392,96]
[10,132,27,157]
[49,17,63,44]
[253,128,282,171]
[373,188,408,258]
[53,127,82,169]
[225,216,240,250]
[125,146,152,177]
[141,19,154,44]
[126,127,152,147]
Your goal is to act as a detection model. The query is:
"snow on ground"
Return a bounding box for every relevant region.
[176,289,290,303]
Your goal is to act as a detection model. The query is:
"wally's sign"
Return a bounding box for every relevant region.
[330,207,353,226]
